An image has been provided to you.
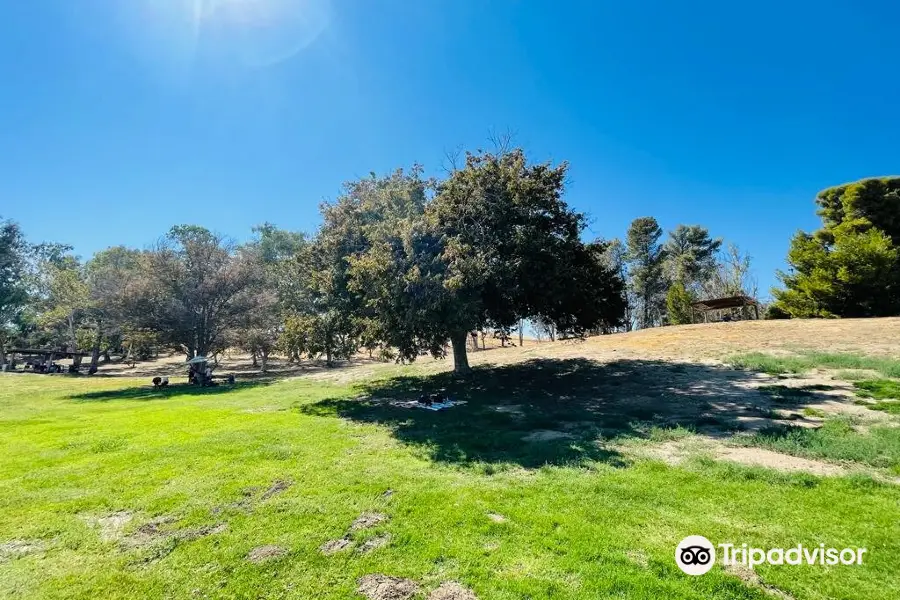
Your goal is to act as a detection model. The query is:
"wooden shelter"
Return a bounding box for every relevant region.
[691,295,760,322]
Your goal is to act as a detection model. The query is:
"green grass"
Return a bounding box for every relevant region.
[2,363,900,599]
[854,379,900,400]
[853,380,900,414]
[739,417,900,473]
[730,351,900,378]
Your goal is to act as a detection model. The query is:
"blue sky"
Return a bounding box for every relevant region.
[2,0,899,299]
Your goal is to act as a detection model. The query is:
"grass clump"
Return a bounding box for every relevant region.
[740,417,900,472]
[731,351,900,378]
[855,400,900,415]
[854,379,900,400]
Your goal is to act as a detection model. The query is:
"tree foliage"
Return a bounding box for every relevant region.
[342,150,625,372]
[127,226,261,357]
[666,280,696,325]
[0,218,29,365]
[773,177,900,318]
[664,225,721,287]
[625,217,667,329]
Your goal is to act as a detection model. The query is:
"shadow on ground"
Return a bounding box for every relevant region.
[300,358,841,469]
[68,380,274,402]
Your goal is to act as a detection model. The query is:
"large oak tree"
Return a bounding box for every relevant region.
[341,149,625,373]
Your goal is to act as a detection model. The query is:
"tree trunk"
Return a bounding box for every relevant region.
[0,344,6,369]
[260,349,269,373]
[251,351,258,367]
[519,320,524,347]
[88,321,102,375]
[450,331,470,373]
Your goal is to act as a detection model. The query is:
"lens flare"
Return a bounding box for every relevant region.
[117,0,330,74]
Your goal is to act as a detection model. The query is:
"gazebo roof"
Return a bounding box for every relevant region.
[691,295,759,311]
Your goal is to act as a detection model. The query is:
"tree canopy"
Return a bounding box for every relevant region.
[773,177,900,318]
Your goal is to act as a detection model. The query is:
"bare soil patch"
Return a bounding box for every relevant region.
[260,479,292,501]
[246,545,286,563]
[725,562,796,600]
[319,538,353,555]
[428,581,479,600]
[487,513,507,523]
[633,437,850,477]
[351,512,389,531]
[121,516,225,549]
[359,533,392,553]
[357,575,420,600]
[0,540,46,561]
[83,510,134,542]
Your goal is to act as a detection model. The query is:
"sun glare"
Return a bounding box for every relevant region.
[121,0,331,71]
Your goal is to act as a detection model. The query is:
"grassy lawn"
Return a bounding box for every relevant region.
[730,352,900,378]
[2,362,900,599]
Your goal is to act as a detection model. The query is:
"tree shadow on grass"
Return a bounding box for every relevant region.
[68,380,274,402]
[299,358,841,469]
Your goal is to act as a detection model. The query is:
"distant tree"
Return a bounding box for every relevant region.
[597,238,632,331]
[129,226,261,358]
[0,218,29,366]
[664,225,722,289]
[666,280,696,325]
[772,177,900,318]
[625,217,667,329]
[37,256,91,367]
[84,247,144,373]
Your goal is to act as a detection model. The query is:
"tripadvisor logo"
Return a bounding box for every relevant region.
[675,535,867,576]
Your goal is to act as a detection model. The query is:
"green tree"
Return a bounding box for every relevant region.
[666,280,696,325]
[129,226,261,358]
[664,225,721,288]
[344,150,624,373]
[0,218,29,366]
[773,177,900,317]
[37,256,91,366]
[84,246,144,373]
[625,217,667,329]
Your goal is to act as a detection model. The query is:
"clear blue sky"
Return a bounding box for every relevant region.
[2,1,899,299]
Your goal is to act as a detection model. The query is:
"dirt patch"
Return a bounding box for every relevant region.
[359,533,391,554]
[351,512,389,531]
[247,545,286,563]
[522,430,574,443]
[320,538,353,555]
[83,511,134,542]
[725,562,795,599]
[717,446,848,477]
[121,516,226,549]
[179,523,227,542]
[357,575,419,600]
[0,540,46,561]
[487,513,507,523]
[260,479,292,501]
[428,581,479,600]
[632,437,850,477]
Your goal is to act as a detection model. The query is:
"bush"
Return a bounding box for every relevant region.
[765,304,791,319]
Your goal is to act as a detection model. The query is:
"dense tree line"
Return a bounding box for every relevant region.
[5,160,893,376]
[0,147,627,374]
